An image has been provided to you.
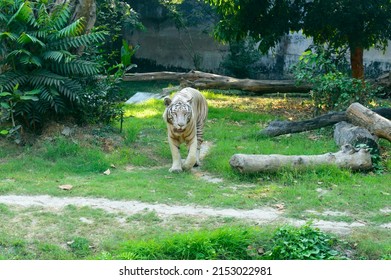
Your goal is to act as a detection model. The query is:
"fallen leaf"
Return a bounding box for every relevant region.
[110,164,117,169]
[103,169,111,175]
[381,191,390,196]
[274,203,285,211]
[59,184,73,190]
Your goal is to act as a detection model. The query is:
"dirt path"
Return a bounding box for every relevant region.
[0,194,384,235]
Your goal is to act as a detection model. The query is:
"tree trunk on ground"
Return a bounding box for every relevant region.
[229,145,372,173]
[350,46,364,80]
[346,102,391,142]
[261,108,391,137]
[123,71,312,94]
[333,121,379,154]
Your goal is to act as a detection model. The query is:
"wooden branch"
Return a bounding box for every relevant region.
[229,145,372,173]
[123,70,311,94]
[334,121,379,154]
[346,103,391,142]
[261,108,391,137]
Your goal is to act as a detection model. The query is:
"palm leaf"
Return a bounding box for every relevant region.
[17,32,45,47]
[42,50,75,63]
[49,2,71,30]
[29,69,65,88]
[59,79,83,102]
[0,32,18,41]
[48,31,108,49]
[56,19,84,38]
[54,60,101,76]
[7,2,34,27]
[0,71,29,91]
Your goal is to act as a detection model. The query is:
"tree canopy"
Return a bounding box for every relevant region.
[204,0,391,79]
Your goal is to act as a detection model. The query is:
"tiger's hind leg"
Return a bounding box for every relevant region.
[194,125,204,167]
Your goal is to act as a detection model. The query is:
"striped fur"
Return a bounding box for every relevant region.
[163,87,208,172]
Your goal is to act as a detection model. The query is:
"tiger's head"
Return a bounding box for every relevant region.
[164,96,193,133]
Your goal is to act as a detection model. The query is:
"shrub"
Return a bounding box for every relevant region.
[292,47,381,115]
[0,0,106,129]
[263,223,342,260]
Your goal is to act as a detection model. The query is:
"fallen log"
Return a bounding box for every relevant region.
[261,107,391,137]
[123,70,311,94]
[333,121,379,154]
[346,103,391,142]
[229,144,372,173]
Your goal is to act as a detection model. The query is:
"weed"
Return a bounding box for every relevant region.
[68,237,92,258]
[263,223,345,260]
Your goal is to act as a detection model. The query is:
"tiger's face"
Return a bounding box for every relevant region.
[165,100,193,133]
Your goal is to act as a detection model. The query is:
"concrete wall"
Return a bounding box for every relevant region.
[125,20,228,72]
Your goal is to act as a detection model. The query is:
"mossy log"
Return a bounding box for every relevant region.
[229,145,372,173]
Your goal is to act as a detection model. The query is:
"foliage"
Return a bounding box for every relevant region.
[292,47,381,114]
[68,237,91,258]
[264,223,343,260]
[204,0,391,78]
[77,40,139,125]
[94,0,143,68]
[220,38,263,79]
[0,0,106,129]
[160,0,217,70]
[109,227,257,260]
[203,0,302,53]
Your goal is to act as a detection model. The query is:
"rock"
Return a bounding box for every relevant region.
[125,92,165,104]
[61,127,73,137]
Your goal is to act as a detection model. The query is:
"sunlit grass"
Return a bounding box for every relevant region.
[0,86,390,259]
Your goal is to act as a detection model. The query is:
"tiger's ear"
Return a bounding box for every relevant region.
[187,97,193,104]
[164,97,172,107]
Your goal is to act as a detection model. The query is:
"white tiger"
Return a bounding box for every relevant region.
[163,87,208,173]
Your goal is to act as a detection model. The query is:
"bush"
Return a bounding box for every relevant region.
[0,0,106,130]
[100,225,347,260]
[263,223,343,260]
[292,47,381,115]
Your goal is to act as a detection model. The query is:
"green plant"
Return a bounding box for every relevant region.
[220,38,263,79]
[0,0,106,129]
[115,227,256,260]
[292,47,381,114]
[264,223,343,260]
[94,0,143,68]
[77,40,139,125]
[68,237,91,258]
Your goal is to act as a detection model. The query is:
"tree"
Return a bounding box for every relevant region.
[204,0,391,80]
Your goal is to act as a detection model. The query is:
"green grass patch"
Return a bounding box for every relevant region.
[0,86,390,260]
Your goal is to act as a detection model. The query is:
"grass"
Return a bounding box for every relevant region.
[0,84,390,259]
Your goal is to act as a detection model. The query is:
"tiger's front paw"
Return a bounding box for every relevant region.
[169,167,183,173]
